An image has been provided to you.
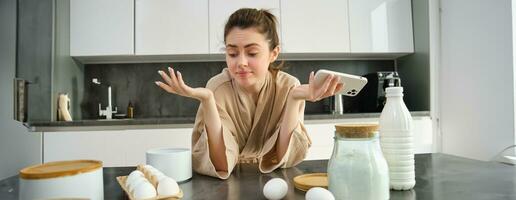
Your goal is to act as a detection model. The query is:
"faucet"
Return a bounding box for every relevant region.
[333,94,343,115]
[92,78,117,119]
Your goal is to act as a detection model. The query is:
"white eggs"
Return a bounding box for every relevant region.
[305,187,335,200]
[143,164,156,170]
[263,178,288,200]
[127,177,148,194]
[157,177,180,196]
[148,169,165,180]
[133,181,157,199]
[154,171,166,181]
[126,170,144,188]
[124,164,181,199]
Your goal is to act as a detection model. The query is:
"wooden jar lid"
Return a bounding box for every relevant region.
[19,160,102,180]
[334,124,379,138]
[293,173,328,192]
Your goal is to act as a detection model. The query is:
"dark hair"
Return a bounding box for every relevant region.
[224,8,284,71]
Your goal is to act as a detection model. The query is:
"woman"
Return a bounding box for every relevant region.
[156,8,342,179]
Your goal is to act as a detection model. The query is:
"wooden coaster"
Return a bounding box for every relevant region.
[293,173,328,192]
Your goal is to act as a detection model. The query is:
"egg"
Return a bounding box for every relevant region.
[263,178,288,200]
[140,165,156,178]
[127,176,148,194]
[305,187,335,200]
[126,170,145,188]
[157,177,180,196]
[150,171,167,186]
[147,167,163,178]
[147,165,163,175]
[133,181,157,199]
[141,166,165,186]
[152,169,165,176]
[144,164,154,168]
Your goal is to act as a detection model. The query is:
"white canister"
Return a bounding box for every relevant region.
[146,148,192,182]
[19,160,104,200]
[328,124,390,200]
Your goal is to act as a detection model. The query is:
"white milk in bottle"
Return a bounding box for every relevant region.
[379,87,416,190]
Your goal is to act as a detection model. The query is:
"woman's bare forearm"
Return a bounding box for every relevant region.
[156,68,228,171]
[201,94,228,171]
[277,94,304,161]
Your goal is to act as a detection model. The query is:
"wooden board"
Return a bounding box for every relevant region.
[293,173,328,192]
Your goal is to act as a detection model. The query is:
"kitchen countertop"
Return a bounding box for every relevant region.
[25,111,430,132]
[1,153,515,199]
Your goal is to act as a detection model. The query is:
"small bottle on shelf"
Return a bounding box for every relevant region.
[127,101,134,118]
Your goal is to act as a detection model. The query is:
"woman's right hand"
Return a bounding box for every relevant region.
[290,71,343,102]
[155,67,213,102]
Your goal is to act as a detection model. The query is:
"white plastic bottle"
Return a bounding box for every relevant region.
[379,87,415,190]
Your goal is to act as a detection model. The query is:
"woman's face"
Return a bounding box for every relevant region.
[225,27,279,91]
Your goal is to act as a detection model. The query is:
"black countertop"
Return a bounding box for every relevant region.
[1,153,515,199]
[25,111,430,132]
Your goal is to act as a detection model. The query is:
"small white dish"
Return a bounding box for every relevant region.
[146,147,192,182]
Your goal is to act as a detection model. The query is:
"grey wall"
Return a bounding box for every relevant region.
[397,0,430,112]
[0,0,42,180]
[440,0,514,161]
[83,60,396,119]
[53,0,84,121]
[17,0,53,122]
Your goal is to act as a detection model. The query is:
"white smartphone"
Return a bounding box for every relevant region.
[314,69,368,96]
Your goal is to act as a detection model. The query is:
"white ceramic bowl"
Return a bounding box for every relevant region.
[19,160,103,200]
[146,148,192,182]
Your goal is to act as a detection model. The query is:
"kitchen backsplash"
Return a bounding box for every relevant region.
[82,60,395,119]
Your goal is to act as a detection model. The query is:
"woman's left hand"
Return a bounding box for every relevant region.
[291,71,344,102]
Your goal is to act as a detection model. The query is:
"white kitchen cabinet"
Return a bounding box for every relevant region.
[69,0,414,61]
[348,0,414,53]
[70,0,134,56]
[280,0,350,53]
[43,128,192,167]
[208,0,280,54]
[135,0,209,55]
[304,116,432,160]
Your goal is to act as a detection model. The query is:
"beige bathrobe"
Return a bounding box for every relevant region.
[192,68,312,179]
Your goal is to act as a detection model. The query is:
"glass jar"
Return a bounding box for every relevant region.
[327,124,389,200]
